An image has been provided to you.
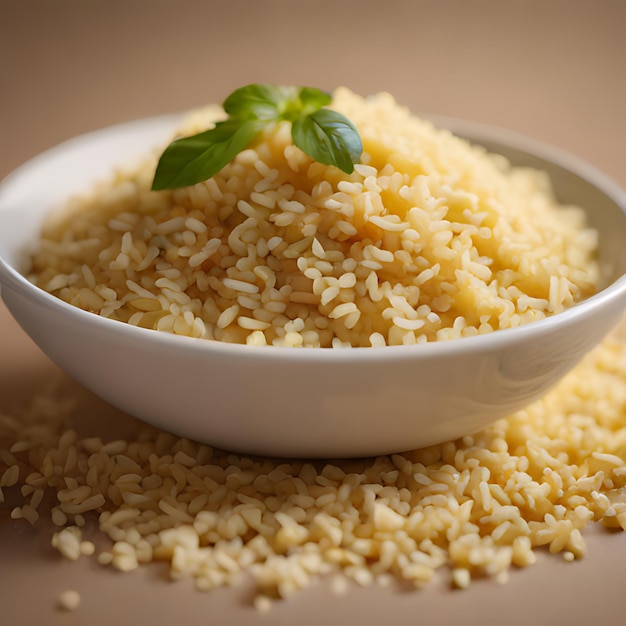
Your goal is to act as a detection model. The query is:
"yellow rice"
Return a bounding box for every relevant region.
[27,88,598,347]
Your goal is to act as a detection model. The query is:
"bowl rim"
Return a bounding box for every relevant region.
[0,113,624,363]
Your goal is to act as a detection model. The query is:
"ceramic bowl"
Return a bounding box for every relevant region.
[0,115,624,458]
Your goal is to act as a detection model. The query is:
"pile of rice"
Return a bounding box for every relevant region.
[1,325,625,608]
[27,88,598,347]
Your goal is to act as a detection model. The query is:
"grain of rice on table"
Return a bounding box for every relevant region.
[27,88,599,347]
[1,324,625,606]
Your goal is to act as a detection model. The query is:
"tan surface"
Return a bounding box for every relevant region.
[1,1,625,624]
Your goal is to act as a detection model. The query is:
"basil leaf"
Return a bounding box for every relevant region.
[295,87,332,116]
[223,84,293,121]
[151,84,363,189]
[291,109,362,174]
[151,119,263,190]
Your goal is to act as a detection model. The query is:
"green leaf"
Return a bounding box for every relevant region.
[295,87,332,116]
[150,84,363,190]
[291,109,363,174]
[223,84,293,121]
[151,119,263,190]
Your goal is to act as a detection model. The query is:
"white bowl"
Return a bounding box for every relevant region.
[0,115,625,458]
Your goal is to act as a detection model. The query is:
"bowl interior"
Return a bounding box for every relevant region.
[1,115,624,289]
[439,120,626,288]
[0,115,180,273]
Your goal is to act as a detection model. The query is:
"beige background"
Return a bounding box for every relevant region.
[1,1,625,625]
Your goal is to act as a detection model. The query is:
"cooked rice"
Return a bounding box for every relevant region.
[1,325,625,605]
[27,88,599,347]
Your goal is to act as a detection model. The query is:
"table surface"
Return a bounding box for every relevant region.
[1,1,625,624]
